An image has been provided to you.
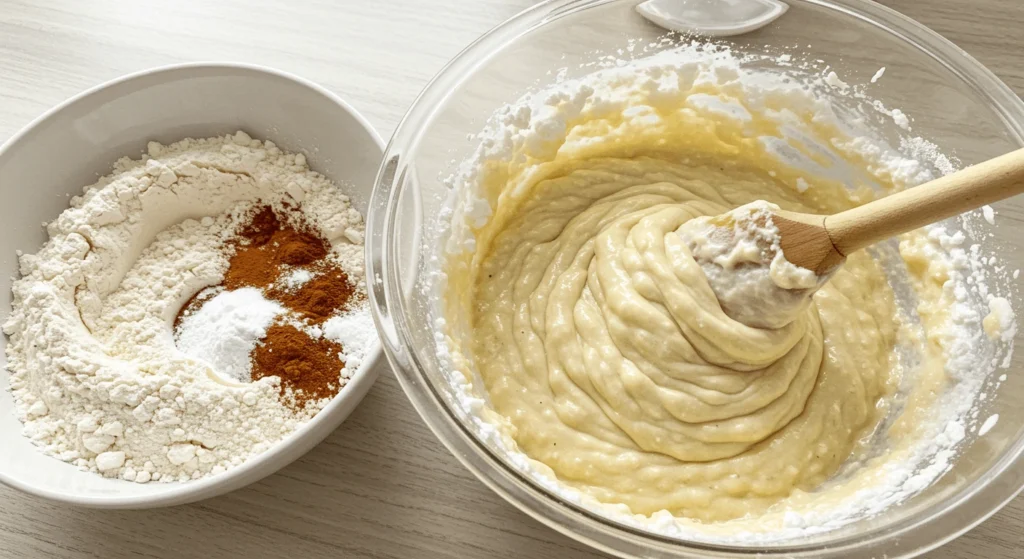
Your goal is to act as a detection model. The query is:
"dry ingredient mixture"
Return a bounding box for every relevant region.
[435,42,1017,541]
[175,205,361,407]
[3,132,375,482]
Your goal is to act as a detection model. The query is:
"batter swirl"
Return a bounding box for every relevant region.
[468,157,897,520]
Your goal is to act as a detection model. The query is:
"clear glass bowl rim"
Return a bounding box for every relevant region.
[366,1,1024,557]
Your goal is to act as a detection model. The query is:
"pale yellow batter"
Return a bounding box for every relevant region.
[467,157,897,521]
[441,50,954,527]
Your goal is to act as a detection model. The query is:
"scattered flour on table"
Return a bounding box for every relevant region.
[3,132,374,483]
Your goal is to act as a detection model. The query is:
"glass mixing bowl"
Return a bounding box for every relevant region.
[367,1,1024,557]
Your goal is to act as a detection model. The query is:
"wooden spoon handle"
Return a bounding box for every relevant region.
[825,147,1024,255]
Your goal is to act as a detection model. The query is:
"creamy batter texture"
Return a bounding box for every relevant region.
[470,158,897,521]
[438,44,1010,538]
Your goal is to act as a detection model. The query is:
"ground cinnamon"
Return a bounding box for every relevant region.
[250,323,344,404]
[269,265,354,321]
[175,204,358,407]
[223,207,329,291]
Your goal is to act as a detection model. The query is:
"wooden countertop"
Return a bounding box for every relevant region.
[0,1,1020,557]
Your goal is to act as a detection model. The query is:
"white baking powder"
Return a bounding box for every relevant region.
[175,287,284,383]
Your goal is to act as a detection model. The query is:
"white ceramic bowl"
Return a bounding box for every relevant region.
[0,63,385,507]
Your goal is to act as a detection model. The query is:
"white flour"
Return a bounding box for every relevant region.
[3,132,371,482]
[431,41,1017,542]
[280,268,314,290]
[322,307,376,379]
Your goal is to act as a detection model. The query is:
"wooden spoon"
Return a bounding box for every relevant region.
[773,147,1024,275]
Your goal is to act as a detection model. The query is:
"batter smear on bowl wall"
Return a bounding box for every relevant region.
[3,132,375,483]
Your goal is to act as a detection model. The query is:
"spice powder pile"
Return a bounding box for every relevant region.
[176,205,359,407]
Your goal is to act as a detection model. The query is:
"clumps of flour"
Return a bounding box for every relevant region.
[280,268,314,290]
[984,297,1016,343]
[431,40,1017,542]
[3,132,374,482]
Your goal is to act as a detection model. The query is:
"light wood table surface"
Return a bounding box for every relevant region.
[0,1,1021,557]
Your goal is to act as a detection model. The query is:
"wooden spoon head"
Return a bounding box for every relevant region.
[772,210,846,276]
